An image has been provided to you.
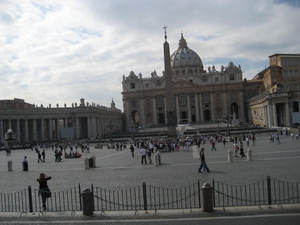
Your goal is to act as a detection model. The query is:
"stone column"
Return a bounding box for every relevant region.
[272,103,277,127]
[16,119,21,143]
[24,119,29,142]
[238,91,245,121]
[139,98,145,127]
[199,93,203,122]
[8,120,12,129]
[125,99,130,130]
[0,120,3,144]
[87,117,92,139]
[56,118,60,140]
[195,94,199,122]
[76,117,80,139]
[210,92,214,120]
[267,104,272,127]
[187,94,191,123]
[33,119,37,141]
[152,97,157,125]
[41,119,45,141]
[285,102,290,127]
[48,119,53,141]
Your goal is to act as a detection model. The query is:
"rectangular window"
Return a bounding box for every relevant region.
[230,75,235,81]
[179,95,187,106]
[156,82,161,87]
[156,96,164,107]
[215,78,219,82]
[130,83,135,89]
[145,83,149,88]
[203,93,210,103]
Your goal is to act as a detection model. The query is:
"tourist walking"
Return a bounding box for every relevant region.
[198,148,210,173]
[42,150,46,162]
[239,141,245,157]
[22,156,28,171]
[147,147,152,164]
[140,146,147,164]
[37,151,43,163]
[37,173,52,211]
[130,144,134,157]
[211,140,217,151]
[233,142,239,157]
[246,137,249,146]
[222,138,226,147]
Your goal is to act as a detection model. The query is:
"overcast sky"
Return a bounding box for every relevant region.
[1,0,300,110]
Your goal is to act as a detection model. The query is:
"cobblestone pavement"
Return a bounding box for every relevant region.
[0,133,299,223]
[0,133,300,192]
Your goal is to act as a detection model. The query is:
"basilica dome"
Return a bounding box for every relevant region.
[170,34,204,72]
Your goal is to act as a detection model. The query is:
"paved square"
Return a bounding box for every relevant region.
[0,133,299,193]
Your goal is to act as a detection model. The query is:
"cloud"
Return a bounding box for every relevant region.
[0,0,299,110]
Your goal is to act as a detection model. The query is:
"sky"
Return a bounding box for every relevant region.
[1,0,300,111]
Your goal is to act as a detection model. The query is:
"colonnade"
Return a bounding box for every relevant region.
[0,115,121,144]
[251,101,291,127]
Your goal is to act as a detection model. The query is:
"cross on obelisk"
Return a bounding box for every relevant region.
[163,25,168,41]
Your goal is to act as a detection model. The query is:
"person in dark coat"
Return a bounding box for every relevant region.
[37,173,52,211]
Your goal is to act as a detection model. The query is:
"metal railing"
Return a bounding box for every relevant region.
[0,177,299,213]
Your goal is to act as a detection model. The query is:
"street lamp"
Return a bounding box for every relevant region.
[105,119,115,146]
[214,117,222,134]
[222,110,233,136]
[129,123,137,140]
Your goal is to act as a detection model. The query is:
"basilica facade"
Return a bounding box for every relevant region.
[122,34,256,130]
[121,34,300,130]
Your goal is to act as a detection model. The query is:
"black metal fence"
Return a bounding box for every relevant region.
[0,176,299,213]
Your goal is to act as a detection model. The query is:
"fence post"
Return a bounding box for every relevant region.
[28,186,33,213]
[212,178,215,207]
[267,176,272,206]
[78,184,82,211]
[198,180,201,208]
[91,184,95,211]
[142,182,147,212]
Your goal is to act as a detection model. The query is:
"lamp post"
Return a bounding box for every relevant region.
[214,117,222,134]
[105,119,115,146]
[222,111,233,136]
[129,123,137,140]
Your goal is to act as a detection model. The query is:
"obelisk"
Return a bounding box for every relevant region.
[163,26,177,137]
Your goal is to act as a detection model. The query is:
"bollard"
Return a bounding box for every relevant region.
[82,188,93,215]
[202,182,213,212]
[154,152,161,166]
[228,149,233,162]
[8,161,12,171]
[247,148,253,161]
[84,158,90,169]
[91,155,96,167]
